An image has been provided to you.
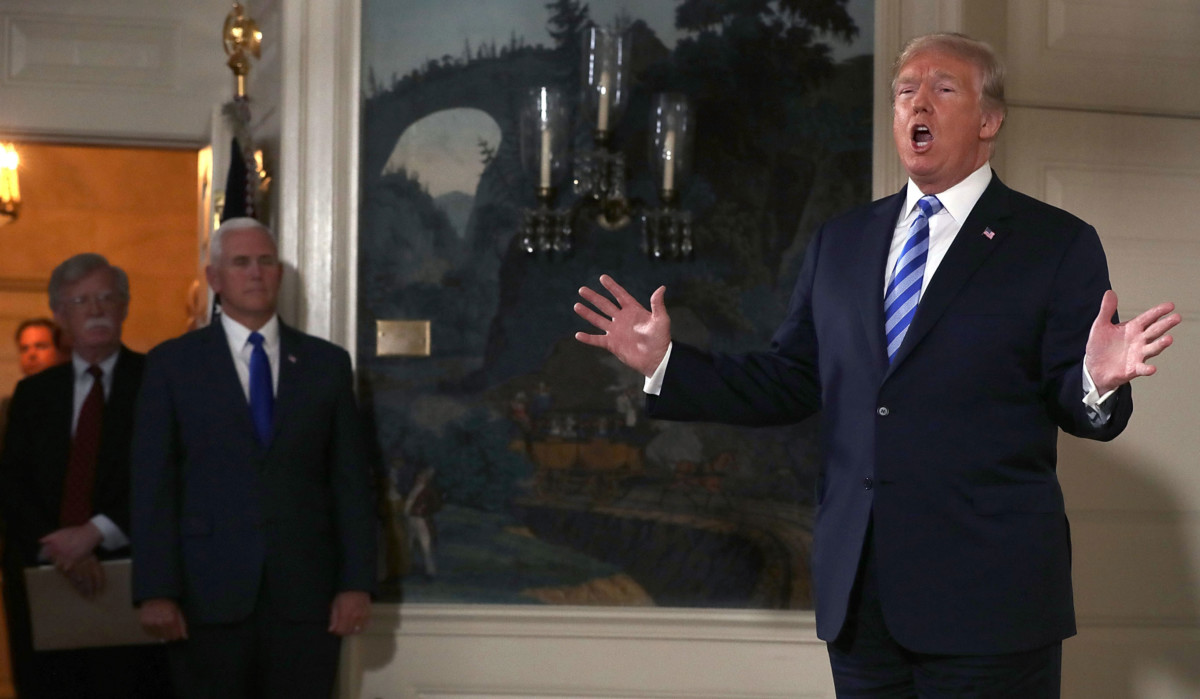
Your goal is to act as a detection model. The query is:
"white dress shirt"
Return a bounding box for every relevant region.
[886,163,991,296]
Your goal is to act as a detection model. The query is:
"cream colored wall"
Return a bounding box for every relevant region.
[994,2,1200,695]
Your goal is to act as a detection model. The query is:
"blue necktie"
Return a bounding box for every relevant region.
[884,194,942,362]
[248,331,274,445]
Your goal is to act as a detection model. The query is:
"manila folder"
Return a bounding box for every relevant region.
[24,559,152,650]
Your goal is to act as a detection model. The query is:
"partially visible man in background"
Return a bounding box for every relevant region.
[0,317,67,692]
[1,319,67,451]
[0,254,172,698]
[15,319,65,379]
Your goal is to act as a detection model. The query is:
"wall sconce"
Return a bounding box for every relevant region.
[575,26,631,227]
[0,143,20,227]
[518,26,695,260]
[643,93,693,259]
[518,87,572,254]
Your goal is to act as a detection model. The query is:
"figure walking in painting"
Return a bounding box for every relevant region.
[574,33,1181,697]
[378,460,409,585]
[405,466,442,579]
[613,386,638,435]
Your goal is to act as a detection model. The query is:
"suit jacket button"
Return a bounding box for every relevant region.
[863,477,874,490]
[877,406,889,416]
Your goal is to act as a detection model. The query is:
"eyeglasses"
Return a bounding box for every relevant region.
[64,291,125,309]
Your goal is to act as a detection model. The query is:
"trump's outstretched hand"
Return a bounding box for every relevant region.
[574,275,671,378]
[1085,290,1182,395]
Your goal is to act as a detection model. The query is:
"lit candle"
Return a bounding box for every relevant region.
[597,69,611,132]
[662,129,676,192]
[0,145,14,202]
[539,127,553,189]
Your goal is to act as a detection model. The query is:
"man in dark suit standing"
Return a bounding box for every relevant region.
[573,33,1181,697]
[131,217,376,699]
[0,254,172,697]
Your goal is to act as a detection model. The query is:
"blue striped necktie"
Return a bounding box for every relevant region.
[248,331,274,445]
[885,194,942,362]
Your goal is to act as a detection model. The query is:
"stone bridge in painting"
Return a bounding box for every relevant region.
[360,50,565,190]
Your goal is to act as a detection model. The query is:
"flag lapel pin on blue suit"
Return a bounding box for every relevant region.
[983,227,996,240]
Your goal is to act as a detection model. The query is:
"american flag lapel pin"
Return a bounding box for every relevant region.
[288,354,298,364]
[982,227,996,240]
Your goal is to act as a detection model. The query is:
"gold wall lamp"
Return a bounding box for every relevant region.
[0,143,20,227]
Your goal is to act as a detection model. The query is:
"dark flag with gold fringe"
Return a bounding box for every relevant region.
[219,1,263,222]
[219,98,259,222]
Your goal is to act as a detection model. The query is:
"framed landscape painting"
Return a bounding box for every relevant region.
[358,0,873,609]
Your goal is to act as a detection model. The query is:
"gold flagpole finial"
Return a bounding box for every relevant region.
[222,2,262,99]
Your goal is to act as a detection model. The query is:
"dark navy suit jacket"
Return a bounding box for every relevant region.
[130,320,376,625]
[0,348,154,696]
[0,347,144,568]
[649,175,1132,655]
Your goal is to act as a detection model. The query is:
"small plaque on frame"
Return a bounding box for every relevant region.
[376,320,431,357]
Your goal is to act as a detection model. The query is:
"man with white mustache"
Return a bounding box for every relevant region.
[0,253,172,697]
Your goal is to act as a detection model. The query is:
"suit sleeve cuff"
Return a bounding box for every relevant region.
[1082,363,1116,425]
[643,342,673,396]
[90,515,129,551]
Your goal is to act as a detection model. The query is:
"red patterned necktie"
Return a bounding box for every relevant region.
[61,365,103,526]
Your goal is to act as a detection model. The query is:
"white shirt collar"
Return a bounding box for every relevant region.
[72,349,119,377]
[904,162,993,225]
[220,312,280,351]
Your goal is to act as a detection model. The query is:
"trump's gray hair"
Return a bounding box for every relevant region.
[891,32,1007,119]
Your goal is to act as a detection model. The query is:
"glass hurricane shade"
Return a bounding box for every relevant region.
[520,87,570,190]
[649,94,692,196]
[580,27,630,134]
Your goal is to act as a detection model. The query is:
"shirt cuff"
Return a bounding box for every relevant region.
[1082,363,1116,425]
[91,514,129,551]
[643,342,673,396]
